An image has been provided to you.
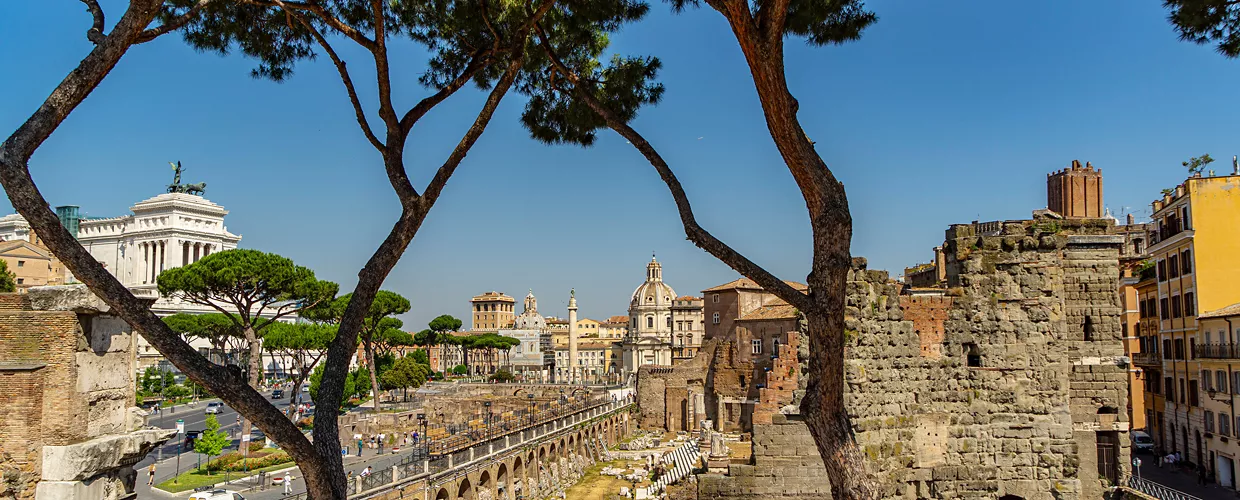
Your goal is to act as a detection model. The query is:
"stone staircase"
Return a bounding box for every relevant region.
[644,440,700,496]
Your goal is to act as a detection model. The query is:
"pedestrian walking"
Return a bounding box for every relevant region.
[147,463,156,485]
[357,437,364,457]
[283,472,293,494]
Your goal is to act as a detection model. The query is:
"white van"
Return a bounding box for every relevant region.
[188,489,245,500]
[1132,430,1154,453]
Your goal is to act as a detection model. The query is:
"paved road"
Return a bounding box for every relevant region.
[1132,451,1238,498]
[135,390,304,498]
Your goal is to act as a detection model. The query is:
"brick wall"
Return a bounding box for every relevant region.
[899,295,952,359]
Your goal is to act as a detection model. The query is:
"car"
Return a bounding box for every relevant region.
[302,385,309,392]
[1132,430,1155,453]
[272,389,285,400]
[204,402,224,414]
[188,488,245,500]
[184,430,201,448]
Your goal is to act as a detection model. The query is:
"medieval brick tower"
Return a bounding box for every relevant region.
[1047,160,1104,218]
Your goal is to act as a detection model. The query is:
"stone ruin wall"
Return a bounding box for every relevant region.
[695,219,1130,500]
[0,286,173,500]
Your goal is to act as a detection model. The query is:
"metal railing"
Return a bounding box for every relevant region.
[1194,343,1240,360]
[1126,476,1202,500]
[1132,352,1163,366]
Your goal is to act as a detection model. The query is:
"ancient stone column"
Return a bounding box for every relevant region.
[568,290,578,384]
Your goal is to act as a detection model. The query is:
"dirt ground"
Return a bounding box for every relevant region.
[563,460,649,500]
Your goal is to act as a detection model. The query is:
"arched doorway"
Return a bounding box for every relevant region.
[457,477,474,500]
[435,487,450,500]
[497,464,508,500]
[477,470,492,500]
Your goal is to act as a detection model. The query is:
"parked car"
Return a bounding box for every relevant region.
[1132,430,1154,453]
[204,402,224,414]
[188,488,245,500]
[272,389,285,400]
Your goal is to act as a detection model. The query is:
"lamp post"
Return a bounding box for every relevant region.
[417,413,426,459]
[528,394,535,426]
[485,401,492,440]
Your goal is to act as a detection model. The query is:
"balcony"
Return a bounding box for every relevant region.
[1195,343,1240,360]
[1131,352,1163,366]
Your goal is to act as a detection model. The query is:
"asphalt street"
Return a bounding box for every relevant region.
[135,389,307,498]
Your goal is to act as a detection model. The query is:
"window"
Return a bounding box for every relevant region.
[1158,260,1167,281]
[1169,255,1180,279]
[16,260,23,267]
[712,312,720,324]
[712,294,719,303]
[751,339,762,354]
[1166,377,1175,400]
[1172,295,1182,319]
[15,278,22,285]
[1084,316,1094,341]
[1206,410,1216,433]
[1202,370,1212,392]
[1234,372,1240,395]
[1160,298,1169,320]
[666,316,672,328]
[1164,339,1173,356]
[1184,292,1196,317]
[965,343,981,367]
[646,316,653,329]
[1224,414,1233,437]
[1207,331,1214,344]
[1174,339,1185,359]
[1190,380,1200,407]
[1182,250,1192,274]
[1180,378,1187,404]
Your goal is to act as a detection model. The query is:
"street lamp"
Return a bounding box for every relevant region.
[484,401,492,440]
[417,413,426,458]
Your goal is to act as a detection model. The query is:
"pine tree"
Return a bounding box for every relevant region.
[0,260,15,293]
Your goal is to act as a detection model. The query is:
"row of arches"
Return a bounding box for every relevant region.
[429,412,630,500]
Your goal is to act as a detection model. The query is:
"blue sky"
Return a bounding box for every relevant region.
[3,1,1239,328]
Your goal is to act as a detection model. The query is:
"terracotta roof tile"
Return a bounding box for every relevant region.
[703,278,808,293]
[604,315,629,324]
[738,304,799,321]
[1201,302,1240,319]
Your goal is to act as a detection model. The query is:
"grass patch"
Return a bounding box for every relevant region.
[155,461,298,493]
[564,460,648,500]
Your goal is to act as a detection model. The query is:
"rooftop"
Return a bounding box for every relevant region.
[703,278,808,293]
[739,303,798,321]
[1200,302,1240,320]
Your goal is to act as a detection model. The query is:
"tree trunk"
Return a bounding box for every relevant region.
[365,336,381,413]
[731,30,877,500]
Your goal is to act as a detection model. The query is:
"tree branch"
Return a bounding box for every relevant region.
[80,0,106,44]
[135,0,213,44]
[370,0,399,132]
[756,0,790,45]
[397,53,488,137]
[286,7,385,151]
[242,0,377,51]
[421,54,524,207]
[532,24,813,312]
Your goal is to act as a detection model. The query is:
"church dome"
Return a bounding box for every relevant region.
[630,256,676,306]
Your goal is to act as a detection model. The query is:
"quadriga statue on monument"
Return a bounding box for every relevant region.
[166,161,207,195]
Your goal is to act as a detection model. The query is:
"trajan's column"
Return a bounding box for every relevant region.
[568,289,578,384]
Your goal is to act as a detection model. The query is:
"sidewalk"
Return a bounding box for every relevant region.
[1134,456,1239,498]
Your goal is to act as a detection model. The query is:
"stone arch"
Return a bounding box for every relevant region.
[538,446,547,463]
[497,463,509,500]
[458,477,474,500]
[549,442,557,458]
[568,435,575,455]
[435,487,451,500]
[477,470,492,500]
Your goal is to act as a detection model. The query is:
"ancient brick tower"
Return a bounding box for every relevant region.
[1047,160,1103,218]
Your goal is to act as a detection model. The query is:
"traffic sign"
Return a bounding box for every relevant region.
[176,419,184,435]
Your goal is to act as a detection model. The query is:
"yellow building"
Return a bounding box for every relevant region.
[0,230,67,292]
[470,291,515,333]
[599,315,629,340]
[575,317,601,337]
[1147,172,1240,473]
[1196,303,1240,490]
[1133,269,1164,448]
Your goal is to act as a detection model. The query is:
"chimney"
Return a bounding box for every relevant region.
[1127,214,1134,225]
[1234,155,1239,175]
